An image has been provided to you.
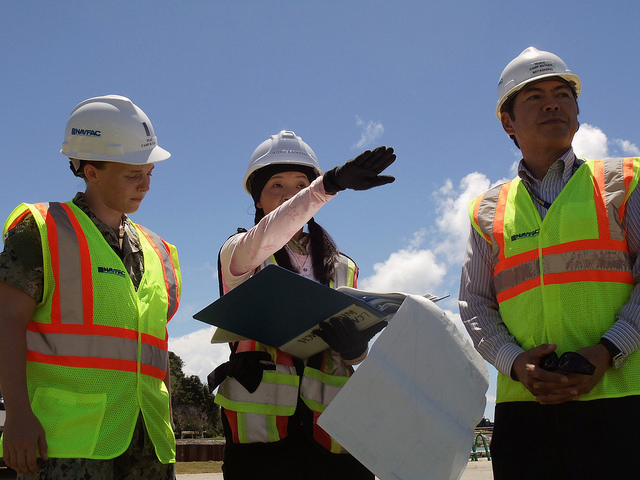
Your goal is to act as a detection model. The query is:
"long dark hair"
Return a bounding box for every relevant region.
[253,208,340,286]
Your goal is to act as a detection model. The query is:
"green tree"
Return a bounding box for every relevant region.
[169,351,222,436]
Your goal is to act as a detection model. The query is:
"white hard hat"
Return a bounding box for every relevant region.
[243,130,322,195]
[496,47,581,119]
[61,95,171,172]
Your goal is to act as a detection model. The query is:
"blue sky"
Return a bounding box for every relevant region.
[2,1,639,419]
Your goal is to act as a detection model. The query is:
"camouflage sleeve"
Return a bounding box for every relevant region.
[0,214,44,302]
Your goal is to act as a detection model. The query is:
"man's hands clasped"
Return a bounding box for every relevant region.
[511,343,611,405]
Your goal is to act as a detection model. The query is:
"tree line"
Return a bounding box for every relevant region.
[169,351,222,437]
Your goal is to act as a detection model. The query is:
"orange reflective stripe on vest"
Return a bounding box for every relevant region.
[470,157,640,403]
[138,225,180,322]
[26,202,176,381]
[474,160,636,304]
[34,202,94,325]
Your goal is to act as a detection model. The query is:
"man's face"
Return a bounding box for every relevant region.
[501,79,579,155]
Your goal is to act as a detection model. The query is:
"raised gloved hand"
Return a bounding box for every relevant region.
[313,315,388,360]
[323,146,396,194]
[207,351,275,393]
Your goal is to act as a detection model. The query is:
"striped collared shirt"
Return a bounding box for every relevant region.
[459,148,640,377]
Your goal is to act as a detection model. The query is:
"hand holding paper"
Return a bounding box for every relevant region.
[313,316,388,360]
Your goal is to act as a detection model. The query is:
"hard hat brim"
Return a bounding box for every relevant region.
[243,160,322,195]
[496,73,581,119]
[61,144,171,165]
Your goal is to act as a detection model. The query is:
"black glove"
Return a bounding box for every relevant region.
[313,316,388,360]
[207,351,275,393]
[323,146,396,194]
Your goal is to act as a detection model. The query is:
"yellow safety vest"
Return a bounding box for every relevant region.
[470,158,640,403]
[215,254,357,453]
[0,201,181,462]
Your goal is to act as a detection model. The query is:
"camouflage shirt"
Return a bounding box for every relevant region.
[0,192,145,302]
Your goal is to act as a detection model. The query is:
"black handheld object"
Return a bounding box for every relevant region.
[540,351,595,375]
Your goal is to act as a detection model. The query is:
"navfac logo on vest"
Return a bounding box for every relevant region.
[98,266,126,278]
[511,228,540,242]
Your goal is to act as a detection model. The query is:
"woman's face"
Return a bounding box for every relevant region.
[86,162,154,215]
[257,171,311,215]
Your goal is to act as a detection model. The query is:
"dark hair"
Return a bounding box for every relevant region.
[250,164,339,285]
[70,159,107,179]
[254,207,340,286]
[248,164,317,204]
[500,78,579,149]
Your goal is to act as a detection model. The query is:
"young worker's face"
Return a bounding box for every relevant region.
[501,79,579,154]
[257,171,311,215]
[87,162,154,215]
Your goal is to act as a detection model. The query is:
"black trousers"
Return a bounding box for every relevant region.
[220,408,373,480]
[491,396,640,480]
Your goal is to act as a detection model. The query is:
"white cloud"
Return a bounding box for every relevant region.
[359,242,447,294]
[433,172,504,264]
[360,169,507,294]
[614,138,640,156]
[168,326,230,384]
[573,123,640,159]
[573,123,608,159]
[354,116,384,149]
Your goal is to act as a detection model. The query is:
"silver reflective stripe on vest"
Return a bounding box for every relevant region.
[27,331,137,362]
[333,258,351,287]
[142,341,170,373]
[603,159,630,241]
[138,225,179,321]
[475,187,502,263]
[301,374,343,407]
[46,202,86,325]
[218,372,299,410]
[27,330,168,374]
[543,249,632,274]
[243,413,275,443]
[493,250,633,296]
[494,258,539,294]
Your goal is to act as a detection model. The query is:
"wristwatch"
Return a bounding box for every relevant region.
[599,338,627,369]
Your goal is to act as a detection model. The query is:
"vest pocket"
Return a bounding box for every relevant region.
[31,387,107,458]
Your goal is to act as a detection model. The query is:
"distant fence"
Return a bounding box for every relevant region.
[176,428,494,463]
[176,439,225,462]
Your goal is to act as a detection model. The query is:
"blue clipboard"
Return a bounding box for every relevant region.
[193,265,386,355]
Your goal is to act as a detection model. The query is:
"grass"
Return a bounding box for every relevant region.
[2,463,222,477]
[175,461,223,474]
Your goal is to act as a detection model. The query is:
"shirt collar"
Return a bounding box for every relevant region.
[72,192,139,253]
[517,148,578,184]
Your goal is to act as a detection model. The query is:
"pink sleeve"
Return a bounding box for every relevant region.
[222,177,335,280]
